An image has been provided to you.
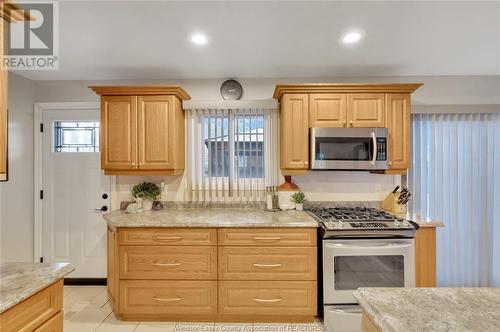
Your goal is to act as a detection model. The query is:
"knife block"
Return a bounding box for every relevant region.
[380,192,407,215]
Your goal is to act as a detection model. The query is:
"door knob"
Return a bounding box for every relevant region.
[94,206,108,212]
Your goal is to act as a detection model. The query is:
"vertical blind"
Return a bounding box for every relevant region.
[409,113,500,286]
[186,107,279,204]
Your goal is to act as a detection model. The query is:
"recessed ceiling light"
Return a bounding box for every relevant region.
[341,31,363,44]
[190,34,208,45]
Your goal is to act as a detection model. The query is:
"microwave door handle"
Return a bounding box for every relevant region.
[370,132,377,166]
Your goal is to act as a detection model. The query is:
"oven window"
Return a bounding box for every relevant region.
[315,137,371,161]
[334,255,404,290]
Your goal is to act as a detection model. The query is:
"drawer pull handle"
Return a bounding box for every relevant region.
[253,263,282,268]
[153,296,182,302]
[252,236,281,241]
[152,262,182,267]
[253,297,283,303]
[152,236,182,241]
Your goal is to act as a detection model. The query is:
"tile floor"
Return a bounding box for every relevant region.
[63,286,325,332]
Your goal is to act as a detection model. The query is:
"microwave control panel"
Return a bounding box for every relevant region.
[376,138,387,161]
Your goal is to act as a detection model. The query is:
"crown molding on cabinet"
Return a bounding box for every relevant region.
[273,83,423,99]
[89,86,191,100]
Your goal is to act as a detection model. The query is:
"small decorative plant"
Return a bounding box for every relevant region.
[290,191,306,204]
[131,182,161,201]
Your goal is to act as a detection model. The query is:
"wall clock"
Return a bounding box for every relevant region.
[220,79,243,100]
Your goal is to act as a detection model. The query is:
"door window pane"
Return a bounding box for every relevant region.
[334,255,404,290]
[54,121,100,152]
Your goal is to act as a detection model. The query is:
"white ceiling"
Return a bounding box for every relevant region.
[16,1,500,81]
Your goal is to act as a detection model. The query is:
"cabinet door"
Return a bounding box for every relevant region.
[137,95,176,170]
[386,93,410,170]
[309,94,347,128]
[101,96,137,170]
[280,94,309,171]
[347,93,385,127]
[0,19,7,181]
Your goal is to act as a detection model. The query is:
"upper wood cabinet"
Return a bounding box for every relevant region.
[0,17,8,181]
[274,84,422,175]
[347,93,385,128]
[90,86,190,175]
[309,94,347,128]
[0,6,32,182]
[101,96,138,171]
[280,94,309,173]
[386,93,411,171]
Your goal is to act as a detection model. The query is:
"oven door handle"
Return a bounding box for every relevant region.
[370,132,377,166]
[325,242,414,250]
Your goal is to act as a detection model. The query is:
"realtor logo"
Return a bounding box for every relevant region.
[2,1,59,70]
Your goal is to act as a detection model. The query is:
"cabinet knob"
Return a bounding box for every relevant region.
[350,121,354,127]
[343,121,347,127]
[389,161,393,166]
[131,163,136,167]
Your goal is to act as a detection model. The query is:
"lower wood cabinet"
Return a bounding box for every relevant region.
[415,227,437,287]
[218,246,316,280]
[119,280,218,317]
[108,227,318,322]
[0,280,63,332]
[119,245,217,280]
[218,281,317,318]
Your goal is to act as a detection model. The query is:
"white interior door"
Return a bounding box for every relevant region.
[42,109,110,278]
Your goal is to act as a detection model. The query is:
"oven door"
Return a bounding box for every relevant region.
[310,127,389,170]
[323,238,415,304]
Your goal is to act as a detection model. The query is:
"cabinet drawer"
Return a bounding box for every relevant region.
[219,247,316,280]
[218,228,316,246]
[119,280,217,315]
[219,281,317,316]
[0,280,63,332]
[33,311,62,332]
[119,228,217,246]
[120,246,217,279]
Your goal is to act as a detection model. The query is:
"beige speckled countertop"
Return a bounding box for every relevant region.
[0,262,74,314]
[354,287,500,332]
[104,208,319,230]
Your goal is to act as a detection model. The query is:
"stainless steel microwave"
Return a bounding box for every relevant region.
[310,127,389,170]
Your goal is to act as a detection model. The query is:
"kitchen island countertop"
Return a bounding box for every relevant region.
[0,262,74,314]
[104,208,319,230]
[354,287,500,332]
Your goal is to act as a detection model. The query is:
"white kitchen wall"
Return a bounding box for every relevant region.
[32,75,500,204]
[0,73,37,263]
[2,73,499,262]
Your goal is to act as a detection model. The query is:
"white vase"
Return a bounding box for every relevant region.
[295,203,304,211]
[142,199,153,211]
[278,191,297,210]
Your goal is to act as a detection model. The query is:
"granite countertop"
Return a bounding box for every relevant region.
[354,287,500,332]
[104,208,319,230]
[0,262,75,314]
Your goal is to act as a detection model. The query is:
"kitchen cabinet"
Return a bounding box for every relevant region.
[309,93,347,127]
[90,86,190,175]
[107,227,317,322]
[0,15,7,181]
[347,93,385,128]
[0,4,31,182]
[0,280,63,332]
[415,227,437,287]
[386,93,411,171]
[280,94,309,174]
[274,84,422,175]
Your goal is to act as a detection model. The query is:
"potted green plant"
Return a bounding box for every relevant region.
[131,182,161,211]
[290,191,306,211]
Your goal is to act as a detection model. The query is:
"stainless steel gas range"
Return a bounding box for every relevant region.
[307,207,418,332]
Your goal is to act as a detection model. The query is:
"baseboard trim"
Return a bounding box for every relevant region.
[64,278,107,286]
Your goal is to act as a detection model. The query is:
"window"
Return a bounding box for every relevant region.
[186,106,279,204]
[54,121,100,152]
[204,112,264,179]
[409,113,500,287]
